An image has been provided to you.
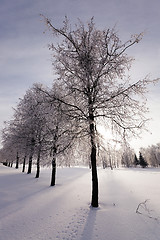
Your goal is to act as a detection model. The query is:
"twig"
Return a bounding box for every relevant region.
[136,199,158,221]
[136,199,150,214]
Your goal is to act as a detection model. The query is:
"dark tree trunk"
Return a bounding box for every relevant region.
[8,162,10,167]
[22,155,26,172]
[15,152,19,169]
[50,158,56,186]
[27,156,32,174]
[50,159,56,186]
[103,160,107,169]
[35,150,41,178]
[91,143,98,207]
[27,138,35,174]
[11,161,13,167]
[50,126,58,186]
[89,114,99,208]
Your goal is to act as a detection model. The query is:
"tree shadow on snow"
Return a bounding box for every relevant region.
[80,206,98,240]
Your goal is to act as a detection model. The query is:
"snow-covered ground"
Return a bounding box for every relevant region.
[0,164,160,240]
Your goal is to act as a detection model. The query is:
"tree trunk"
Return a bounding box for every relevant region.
[27,156,32,174]
[50,127,58,186]
[91,143,98,207]
[35,150,41,178]
[50,158,56,186]
[22,155,26,172]
[15,152,19,169]
[90,118,99,208]
[109,157,113,170]
[27,137,35,174]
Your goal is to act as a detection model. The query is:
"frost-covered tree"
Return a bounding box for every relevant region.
[35,84,79,185]
[121,146,135,167]
[146,146,158,167]
[43,16,158,207]
[14,86,43,175]
[1,84,49,176]
[140,144,160,167]
[1,118,27,168]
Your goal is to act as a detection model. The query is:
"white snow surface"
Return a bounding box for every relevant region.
[0,164,160,240]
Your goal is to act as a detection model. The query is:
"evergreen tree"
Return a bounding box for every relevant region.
[133,154,139,166]
[139,152,148,168]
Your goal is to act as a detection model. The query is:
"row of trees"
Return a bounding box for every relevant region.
[1,84,81,183]
[0,17,159,207]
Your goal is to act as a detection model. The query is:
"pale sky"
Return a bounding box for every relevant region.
[0,0,160,151]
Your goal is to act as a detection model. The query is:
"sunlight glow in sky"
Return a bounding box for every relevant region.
[0,0,160,151]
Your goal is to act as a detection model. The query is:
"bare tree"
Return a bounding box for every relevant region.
[44,16,159,206]
[35,84,78,186]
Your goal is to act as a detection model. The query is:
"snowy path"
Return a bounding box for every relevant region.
[0,165,160,240]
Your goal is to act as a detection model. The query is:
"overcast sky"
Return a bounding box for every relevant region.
[0,0,160,151]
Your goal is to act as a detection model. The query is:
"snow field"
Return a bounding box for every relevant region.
[0,165,160,240]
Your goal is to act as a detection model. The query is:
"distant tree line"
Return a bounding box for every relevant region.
[120,148,148,168]
[116,143,160,168]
